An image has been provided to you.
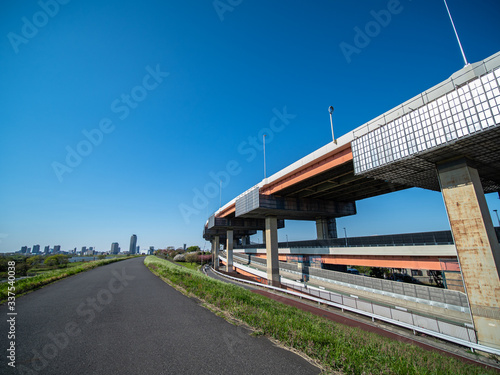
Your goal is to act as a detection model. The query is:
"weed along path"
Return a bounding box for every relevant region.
[0,257,320,375]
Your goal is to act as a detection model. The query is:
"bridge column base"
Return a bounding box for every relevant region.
[437,158,500,349]
[213,236,220,271]
[226,229,234,273]
[316,218,338,239]
[265,216,280,287]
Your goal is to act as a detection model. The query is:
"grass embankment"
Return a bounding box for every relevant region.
[0,256,139,302]
[175,261,202,271]
[145,256,496,375]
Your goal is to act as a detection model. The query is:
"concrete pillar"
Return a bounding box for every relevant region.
[316,218,327,240]
[211,239,215,266]
[437,159,500,349]
[226,229,234,273]
[242,235,250,246]
[265,216,280,286]
[316,218,337,239]
[327,218,338,238]
[213,235,220,271]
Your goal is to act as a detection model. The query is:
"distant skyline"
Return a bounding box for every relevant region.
[1,0,500,253]
[14,241,152,254]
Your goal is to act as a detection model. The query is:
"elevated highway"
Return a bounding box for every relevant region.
[204,51,500,349]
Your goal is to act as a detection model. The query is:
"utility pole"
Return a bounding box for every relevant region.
[329,106,337,144]
[263,134,267,179]
[443,0,469,66]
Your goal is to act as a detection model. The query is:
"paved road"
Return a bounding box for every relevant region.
[0,258,320,374]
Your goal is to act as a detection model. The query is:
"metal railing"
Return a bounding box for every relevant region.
[234,228,500,250]
[232,254,469,310]
[235,230,456,249]
[214,257,500,356]
[350,53,500,141]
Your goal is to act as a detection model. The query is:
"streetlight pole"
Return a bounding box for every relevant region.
[443,0,469,66]
[219,179,222,209]
[343,227,348,247]
[263,134,267,179]
[494,209,500,226]
[329,106,337,144]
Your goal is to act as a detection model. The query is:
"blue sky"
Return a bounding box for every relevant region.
[1,0,500,253]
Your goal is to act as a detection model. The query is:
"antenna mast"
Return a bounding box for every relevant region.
[443,0,469,66]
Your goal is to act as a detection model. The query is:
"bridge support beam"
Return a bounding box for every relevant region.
[226,229,234,273]
[437,159,500,349]
[212,235,220,271]
[316,218,338,239]
[265,216,280,287]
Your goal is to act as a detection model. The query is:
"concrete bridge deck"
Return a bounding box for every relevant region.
[205,51,500,350]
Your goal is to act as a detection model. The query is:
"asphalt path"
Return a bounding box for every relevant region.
[0,258,320,374]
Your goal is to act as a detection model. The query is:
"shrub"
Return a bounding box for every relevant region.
[26,255,43,267]
[199,254,211,265]
[44,254,69,267]
[173,253,186,262]
[185,252,199,263]
[15,262,30,276]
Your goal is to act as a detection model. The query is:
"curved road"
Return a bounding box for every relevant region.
[0,258,320,374]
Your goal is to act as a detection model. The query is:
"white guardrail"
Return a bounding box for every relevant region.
[213,257,500,356]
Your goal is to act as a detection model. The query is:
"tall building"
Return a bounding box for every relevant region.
[129,235,137,254]
[21,246,28,254]
[32,244,40,254]
[111,242,119,254]
[53,245,61,253]
[44,246,50,254]
[81,246,87,255]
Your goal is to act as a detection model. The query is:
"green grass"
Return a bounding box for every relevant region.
[21,261,88,276]
[0,256,139,303]
[175,261,202,271]
[145,256,497,375]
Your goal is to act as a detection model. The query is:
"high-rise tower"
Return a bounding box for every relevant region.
[111,242,119,254]
[129,234,137,255]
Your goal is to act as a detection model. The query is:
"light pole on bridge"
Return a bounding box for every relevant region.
[443,0,469,66]
[263,134,267,179]
[329,106,337,145]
